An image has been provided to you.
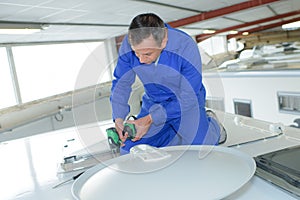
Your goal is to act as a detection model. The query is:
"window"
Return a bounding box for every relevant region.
[12,42,110,103]
[278,92,300,114]
[233,99,252,117]
[206,97,225,111]
[199,36,227,56]
[0,47,16,109]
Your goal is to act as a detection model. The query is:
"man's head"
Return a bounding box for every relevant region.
[128,13,168,64]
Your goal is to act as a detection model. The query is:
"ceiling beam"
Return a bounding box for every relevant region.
[196,10,300,42]
[168,0,280,28]
[227,16,300,39]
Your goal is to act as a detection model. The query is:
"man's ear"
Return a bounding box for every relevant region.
[160,28,168,49]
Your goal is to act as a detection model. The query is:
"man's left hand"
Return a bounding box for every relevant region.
[126,114,152,142]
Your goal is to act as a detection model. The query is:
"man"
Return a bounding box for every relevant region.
[110,13,223,154]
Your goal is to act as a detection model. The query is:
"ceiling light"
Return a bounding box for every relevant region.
[202,29,216,34]
[242,32,249,36]
[0,28,42,34]
[228,30,238,34]
[0,23,45,35]
[282,21,300,30]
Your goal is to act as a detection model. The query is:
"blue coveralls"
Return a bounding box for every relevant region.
[110,24,220,154]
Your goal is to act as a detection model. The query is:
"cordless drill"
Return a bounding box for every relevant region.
[106,122,136,152]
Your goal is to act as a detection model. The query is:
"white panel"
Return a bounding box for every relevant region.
[270,0,300,14]
[3,6,61,21]
[0,3,27,19]
[148,0,249,12]
[0,0,48,6]
[41,0,85,9]
[38,9,88,22]
[227,7,275,22]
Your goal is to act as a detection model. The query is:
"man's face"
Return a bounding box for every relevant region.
[131,35,163,64]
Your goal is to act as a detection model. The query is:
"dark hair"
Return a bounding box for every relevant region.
[128,13,166,47]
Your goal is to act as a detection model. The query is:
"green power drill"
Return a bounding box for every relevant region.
[106,119,136,153]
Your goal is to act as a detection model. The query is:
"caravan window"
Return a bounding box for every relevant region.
[233,99,252,117]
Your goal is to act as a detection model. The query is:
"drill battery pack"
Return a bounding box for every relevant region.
[106,127,122,153]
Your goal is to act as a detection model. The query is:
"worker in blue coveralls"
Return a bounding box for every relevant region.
[110,13,224,155]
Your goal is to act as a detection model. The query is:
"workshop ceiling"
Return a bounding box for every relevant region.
[0,0,299,44]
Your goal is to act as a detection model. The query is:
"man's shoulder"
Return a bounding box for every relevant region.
[165,24,197,51]
[119,35,133,55]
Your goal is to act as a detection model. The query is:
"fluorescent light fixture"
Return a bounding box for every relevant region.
[228,30,238,34]
[0,28,42,34]
[203,29,216,34]
[0,23,45,35]
[282,21,300,30]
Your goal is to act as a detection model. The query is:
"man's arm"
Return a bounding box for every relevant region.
[110,38,136,121]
